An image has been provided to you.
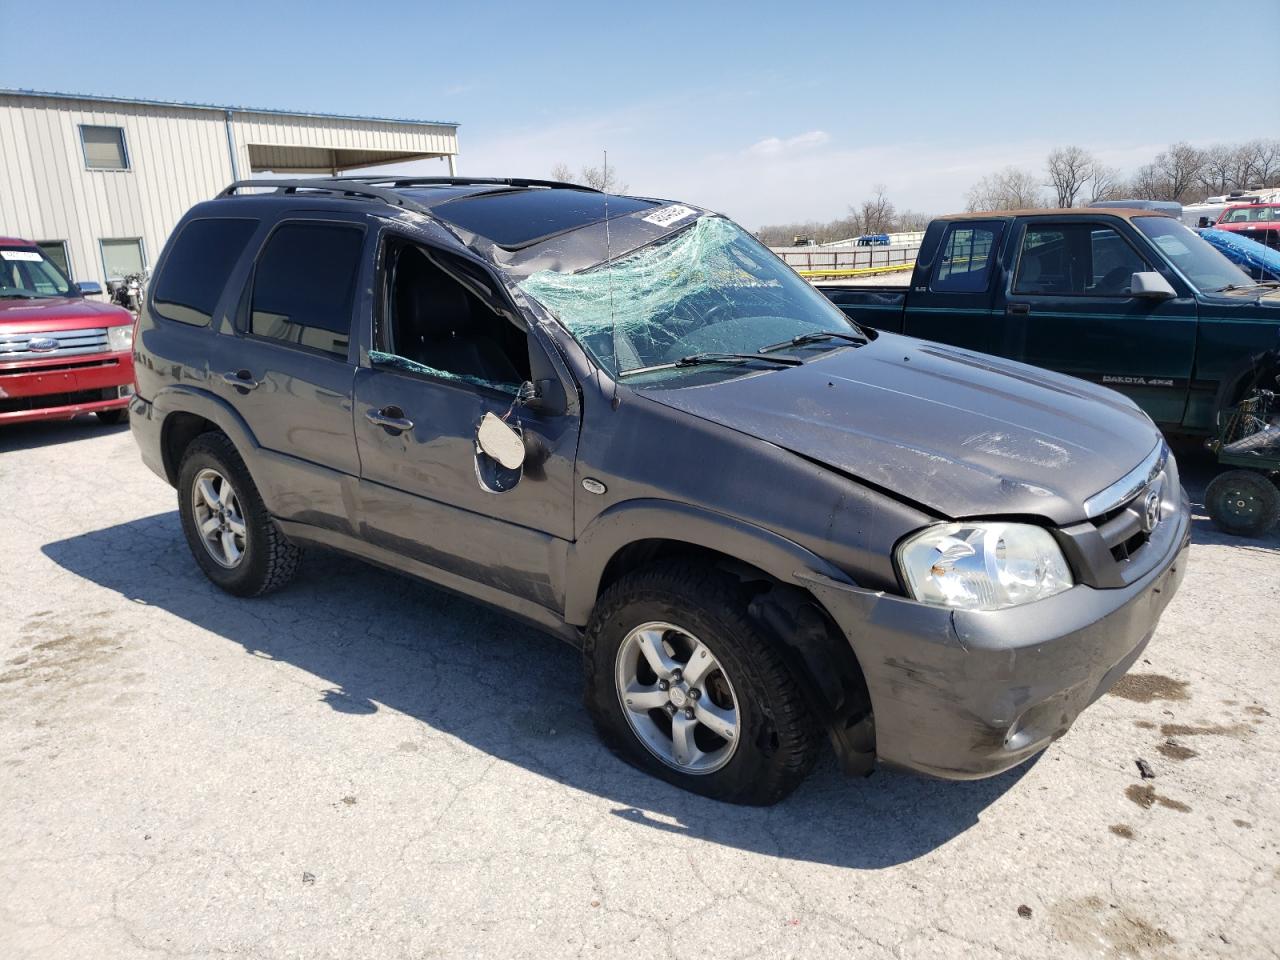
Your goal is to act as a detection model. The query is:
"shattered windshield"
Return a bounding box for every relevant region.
[517,216,859,379]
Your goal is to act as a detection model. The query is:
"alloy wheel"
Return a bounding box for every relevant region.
[614,621,741,774]
[191,467,247,568]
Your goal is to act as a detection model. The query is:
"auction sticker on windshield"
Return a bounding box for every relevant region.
[1,250,43,261]
[643,204,697,228]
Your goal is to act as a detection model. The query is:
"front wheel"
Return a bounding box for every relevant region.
[1205,469,1280,537]
[584,562,820,805]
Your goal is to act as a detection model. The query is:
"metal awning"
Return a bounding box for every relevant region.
[247,143,450,174]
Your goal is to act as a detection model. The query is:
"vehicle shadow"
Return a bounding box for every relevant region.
[42,511,1035,870]
[0,415,128,453]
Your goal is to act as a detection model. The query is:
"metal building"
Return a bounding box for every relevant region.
[0,89,459,289]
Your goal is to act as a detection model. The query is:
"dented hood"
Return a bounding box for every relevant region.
[646,333,1162,525]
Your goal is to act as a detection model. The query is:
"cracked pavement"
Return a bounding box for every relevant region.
[1,418,1277,959]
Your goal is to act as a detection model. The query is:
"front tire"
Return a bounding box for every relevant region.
[584,561,820,805]
[177,433,301,596]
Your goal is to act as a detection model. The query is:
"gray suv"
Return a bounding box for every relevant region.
[130,177,1191,804]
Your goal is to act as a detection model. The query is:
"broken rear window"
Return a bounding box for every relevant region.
[517,216,857,379]
[434,189,655,248]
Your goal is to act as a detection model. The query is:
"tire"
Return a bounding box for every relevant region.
[1205,469,1280,537]
[95,409,127,425]
[177,432,301,596]
[583,561,820,805]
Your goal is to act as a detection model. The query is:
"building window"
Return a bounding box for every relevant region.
[36,241,71,278]
[100,238,146,280]
[80,125,130,170]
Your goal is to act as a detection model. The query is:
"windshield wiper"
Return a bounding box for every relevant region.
[0,292,42,299]
[758,330,866,354]
[618,352,802,378]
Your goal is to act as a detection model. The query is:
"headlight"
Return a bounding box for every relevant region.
[107,324,133,352]
[896,522,1073,611]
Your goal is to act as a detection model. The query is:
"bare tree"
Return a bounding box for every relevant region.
[1198,144,1237,195]
[1245,139,1280,187]
[1088,164,1123,202]
[549,161,628,193]
[1143,142,1205,202]
[856,184,896,233]
[965,167,1045,211]
[1046,146,1095,207]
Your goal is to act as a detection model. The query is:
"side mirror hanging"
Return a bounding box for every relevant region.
[476,412,526,470]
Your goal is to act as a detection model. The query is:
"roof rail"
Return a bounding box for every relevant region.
[217,179,435,215]
[331,175,602,193]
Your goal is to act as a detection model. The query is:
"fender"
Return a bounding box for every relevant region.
[152,383,265,483]
[563,498,857,626]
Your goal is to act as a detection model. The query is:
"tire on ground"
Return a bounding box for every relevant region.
[583,560,821,805]
[177,431,301,596]
[1205,469,1280,537]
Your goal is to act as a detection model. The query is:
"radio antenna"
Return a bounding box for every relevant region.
[603,150,620,408]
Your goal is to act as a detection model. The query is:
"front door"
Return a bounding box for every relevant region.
[1001,219,1198,426]
[353,238,580,612]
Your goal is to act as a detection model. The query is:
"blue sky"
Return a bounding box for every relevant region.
[3,0,1278,227]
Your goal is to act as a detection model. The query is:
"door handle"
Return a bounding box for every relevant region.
[221,369,259,390]
[1006,302,1030,316]
[365,406,414,434]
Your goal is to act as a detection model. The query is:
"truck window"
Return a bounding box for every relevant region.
[153,218,259,326]
[1014,223,1149,296]
[931,222,1000,293]
[249,222,363,357]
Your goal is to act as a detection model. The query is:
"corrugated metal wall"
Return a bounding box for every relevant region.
[0,93,458,289]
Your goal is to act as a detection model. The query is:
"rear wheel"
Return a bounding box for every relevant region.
[177,433,300,596]
[584,561,820,805]
[1205,469,1280,537]
[95,409,127,425]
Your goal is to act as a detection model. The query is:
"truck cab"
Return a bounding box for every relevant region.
[820,209,1280,435]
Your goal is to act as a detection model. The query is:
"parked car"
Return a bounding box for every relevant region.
[1213,202,1280,251]
[1,236,135,425]
[819,209,1280,436]
[130,178,1190,804]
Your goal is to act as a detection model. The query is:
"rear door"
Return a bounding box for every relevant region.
[209,214,369,531]
[1002,217,1198,425]
[901,219,1008,354]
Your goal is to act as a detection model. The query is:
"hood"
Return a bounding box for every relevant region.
[0,296,132,329]
[645,334,1162,525]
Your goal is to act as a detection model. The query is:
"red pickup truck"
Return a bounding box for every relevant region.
[1214,203,1280,251]
[1,237,136,426]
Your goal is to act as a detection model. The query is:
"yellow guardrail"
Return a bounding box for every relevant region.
[794,263,915,278]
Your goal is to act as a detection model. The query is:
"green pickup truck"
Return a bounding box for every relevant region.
[819,209,1280,435]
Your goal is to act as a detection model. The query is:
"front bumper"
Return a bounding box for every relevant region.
[802,487,1192,779]
[0,350,135,424]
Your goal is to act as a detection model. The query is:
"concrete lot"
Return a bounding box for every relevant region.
[1,418,1277,960]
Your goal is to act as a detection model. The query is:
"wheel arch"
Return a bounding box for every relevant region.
[154,386,263,487]
[568,500,876,771]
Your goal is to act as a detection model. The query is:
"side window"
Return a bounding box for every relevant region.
[931,222,1000,293]
[1015,223,1149,296]
[372,242,530,394]
[152,218,259,326]
[250,223,363,357]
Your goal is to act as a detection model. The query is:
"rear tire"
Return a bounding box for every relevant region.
[1205,469,1280,537]
[583,561,820,805]
[177,432,301,596]
[95,409,127,425]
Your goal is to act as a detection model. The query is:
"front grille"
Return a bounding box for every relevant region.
[0,386,116,414]
[1057,442,1179,588]
[0,357,120,377]
[0,327,110,359]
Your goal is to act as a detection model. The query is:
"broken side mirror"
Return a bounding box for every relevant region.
[477,412,525,470]
[1130,271,1177,300]
[518,378,567,416]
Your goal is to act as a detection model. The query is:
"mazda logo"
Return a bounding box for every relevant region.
[26,337,59,353]
[1140,490,1162,533]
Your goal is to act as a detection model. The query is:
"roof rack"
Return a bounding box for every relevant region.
[217,179,435,215]
[330,175,601,193]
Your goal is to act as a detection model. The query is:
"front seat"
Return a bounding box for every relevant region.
[395,251,520,386]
